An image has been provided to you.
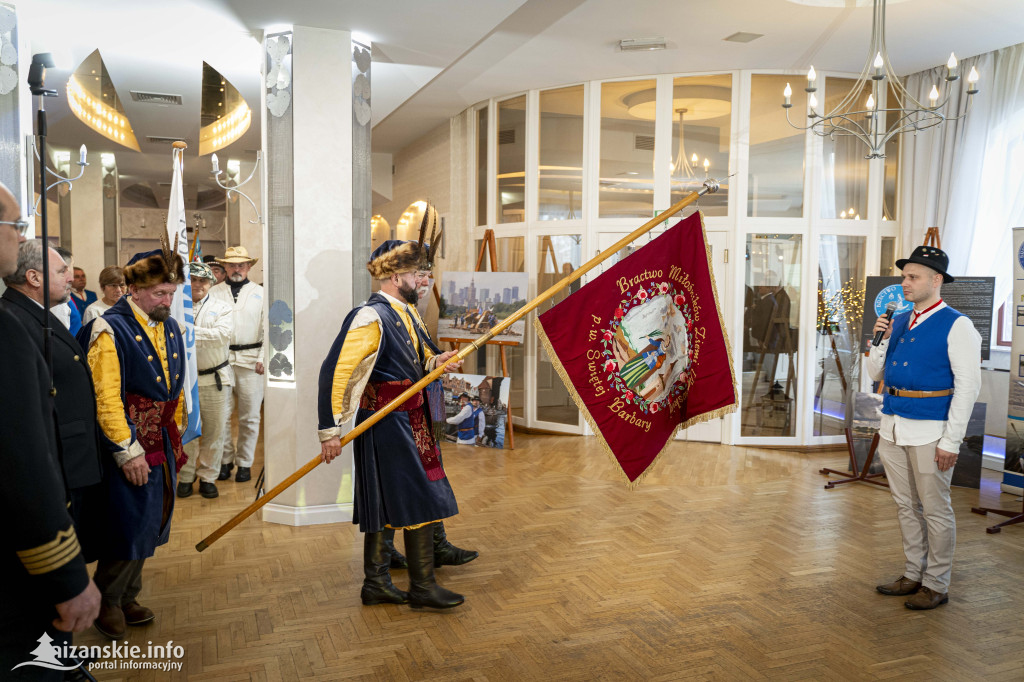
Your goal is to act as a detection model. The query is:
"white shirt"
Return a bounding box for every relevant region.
[50,301,71,329]
[82,299,113,325]
[192,294,235,388]
[208,280,264,369]
[866,301,982,453]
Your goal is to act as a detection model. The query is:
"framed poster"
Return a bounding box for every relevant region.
[437,271,529,344]
[439,373,511,449]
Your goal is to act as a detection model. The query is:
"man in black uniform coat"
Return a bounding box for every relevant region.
[2,239,104,559]
[0,184,100,679]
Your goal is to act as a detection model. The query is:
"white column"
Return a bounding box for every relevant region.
[262,26,358,526]
[67,152,106,287]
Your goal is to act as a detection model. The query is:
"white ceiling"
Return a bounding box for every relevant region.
[16,0,1024,204]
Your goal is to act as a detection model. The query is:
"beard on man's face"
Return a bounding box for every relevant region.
[228,272,246,283]
[149,305,172,322]
[398,282,419,305]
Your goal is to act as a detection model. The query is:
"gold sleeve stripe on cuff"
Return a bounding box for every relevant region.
[21,538,82,574]
[16,526,78,558]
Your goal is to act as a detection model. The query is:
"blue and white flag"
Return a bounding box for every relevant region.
[167,148,201,444]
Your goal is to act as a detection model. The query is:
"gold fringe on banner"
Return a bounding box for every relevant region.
[533,210,737,490]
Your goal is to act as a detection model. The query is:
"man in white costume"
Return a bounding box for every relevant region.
[177,262,234,499]
[209,245,264,484]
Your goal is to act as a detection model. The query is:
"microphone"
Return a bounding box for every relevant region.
[873,301,899,347]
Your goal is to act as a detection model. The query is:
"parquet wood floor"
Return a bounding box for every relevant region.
[73,434,1024,681]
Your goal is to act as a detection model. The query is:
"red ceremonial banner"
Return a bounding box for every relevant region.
[535,212,737,486]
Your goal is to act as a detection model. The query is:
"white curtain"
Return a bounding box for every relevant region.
[899,41,1024,313]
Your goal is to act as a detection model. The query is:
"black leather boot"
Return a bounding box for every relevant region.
[405,525,464,609]
[360,532,410,605]
[383,527,408,569]
[433,521,479,567]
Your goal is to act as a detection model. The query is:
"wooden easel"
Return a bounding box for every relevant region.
[923,226,941,249]
[440,229,515,449]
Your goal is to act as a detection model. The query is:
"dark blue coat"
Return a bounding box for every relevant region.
[78,297,186,560]
[319,294,457,532]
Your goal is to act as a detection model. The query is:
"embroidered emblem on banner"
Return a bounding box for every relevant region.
[535,211,737,487]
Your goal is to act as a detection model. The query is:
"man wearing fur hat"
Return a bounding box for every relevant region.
[78,246,187,638]
[318,218,469,610]
[867,245,981,611]
[209,245,264,484]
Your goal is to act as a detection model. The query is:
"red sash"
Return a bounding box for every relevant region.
[360,380,445,481]
[126,393,186,469]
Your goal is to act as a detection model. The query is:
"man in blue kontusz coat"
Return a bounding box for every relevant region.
[318,210,471,610]
[78,245,187,637]
[867,245,981,611]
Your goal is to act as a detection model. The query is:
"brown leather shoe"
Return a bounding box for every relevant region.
[876,576,921,596]
[95,603,126,639]
[905,586,948,610]
[122,601,155,625]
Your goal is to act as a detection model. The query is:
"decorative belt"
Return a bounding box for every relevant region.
[125,393,185,470]
[360,380,424,412]
[230,341,262,351]
[359,380,445,482]
[887,387,953,398]
[198,360,230,390]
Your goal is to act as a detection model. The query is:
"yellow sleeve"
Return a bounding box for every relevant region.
[175,387,184,430]
[87,332,131,445]
[332,323,381,417]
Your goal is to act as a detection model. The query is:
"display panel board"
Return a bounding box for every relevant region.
[861,276,994,360]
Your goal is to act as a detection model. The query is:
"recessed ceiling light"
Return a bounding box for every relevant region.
[723,32,764,44]
[618,37,667,52]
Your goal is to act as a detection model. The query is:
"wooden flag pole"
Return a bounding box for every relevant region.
[195,179,721,552]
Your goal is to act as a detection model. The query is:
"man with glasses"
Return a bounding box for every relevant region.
[0,186,100,675]
[318,236,468,610]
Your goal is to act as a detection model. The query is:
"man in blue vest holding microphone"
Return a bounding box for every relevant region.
[867,245,981,610]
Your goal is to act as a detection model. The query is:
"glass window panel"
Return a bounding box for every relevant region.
[599,79,656,219]
[749,74,805,217]
[814,236,866,436]
[820,77,870,220]
[670,74,731,216]
[496,96,526,224]
[539,85,584,220]
[742,234,801,437]
[536,234,582,425]
[883,83,900,221]
[477,106,488,226]
[879,236,895,276]
[471,237,525,418]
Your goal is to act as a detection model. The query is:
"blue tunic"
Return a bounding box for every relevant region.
[78,297,186,560]
[881,306,961,421]
[318,293,458,532]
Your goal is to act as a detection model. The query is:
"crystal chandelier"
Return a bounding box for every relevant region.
[782,0,979,159]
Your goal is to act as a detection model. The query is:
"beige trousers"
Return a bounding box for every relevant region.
[876,437,956,592]
[180,383,233,484]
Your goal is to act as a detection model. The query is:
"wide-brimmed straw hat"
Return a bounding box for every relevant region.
[216,245,258,265]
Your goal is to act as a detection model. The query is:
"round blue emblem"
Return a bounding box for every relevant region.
[873,284,912,317]
[1018,241,1024,271]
